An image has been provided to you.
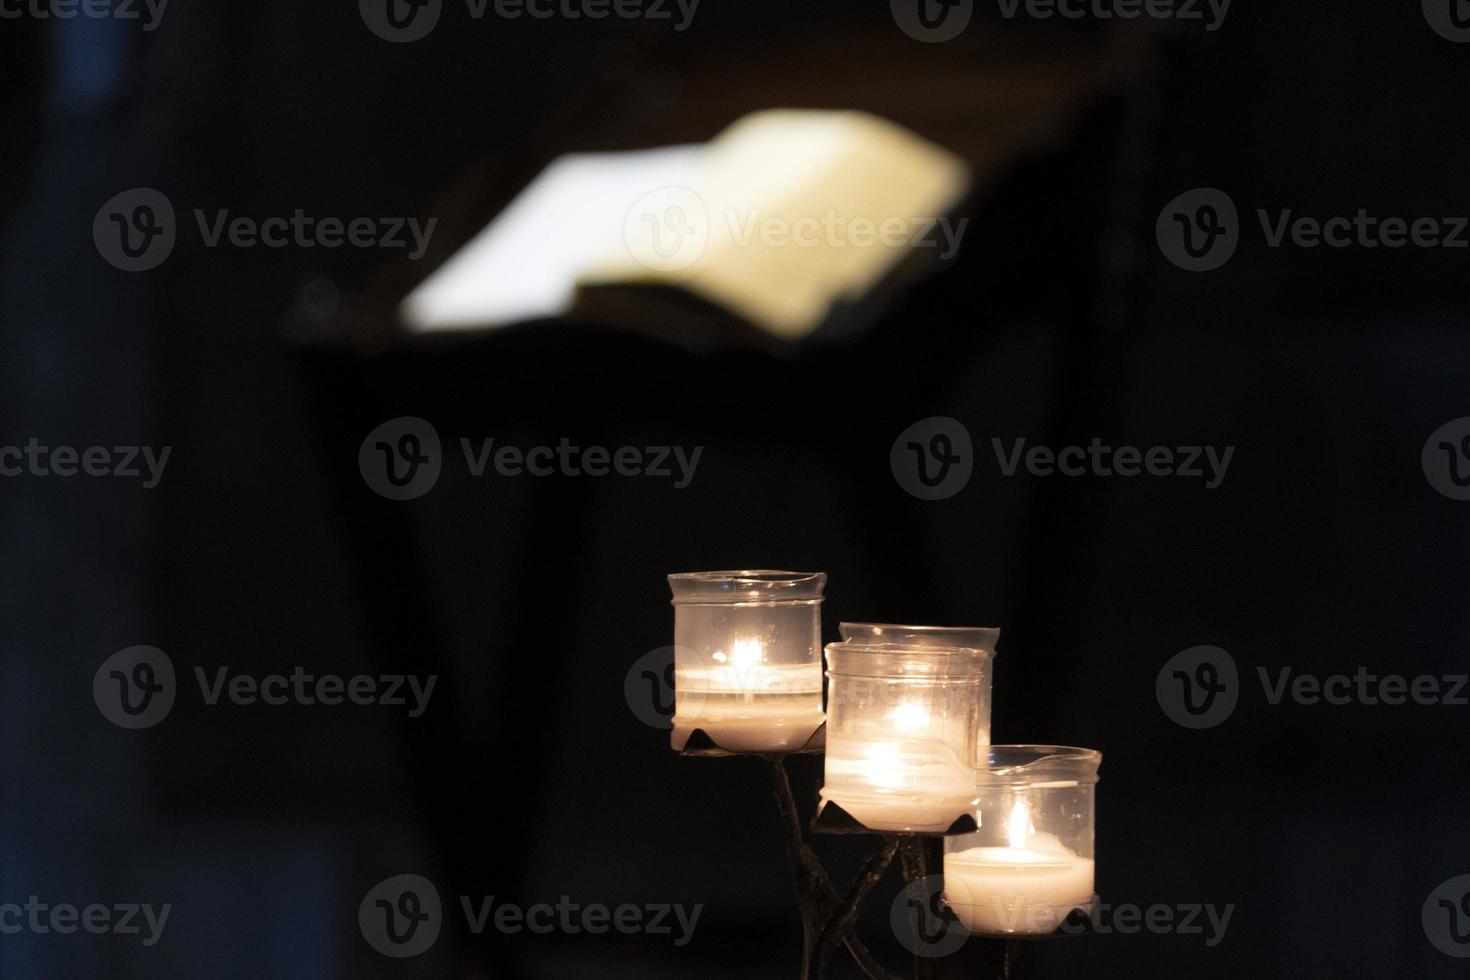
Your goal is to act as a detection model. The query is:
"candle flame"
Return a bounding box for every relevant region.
[888,700,929,733]
[730,639,764,669]
[708,638,765,701]
[1006,799,1033,849]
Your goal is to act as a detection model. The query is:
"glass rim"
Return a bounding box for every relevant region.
[668,570,827,604]
[837,622,999,654]
[978,744,1102,783]
[825,636,993,678]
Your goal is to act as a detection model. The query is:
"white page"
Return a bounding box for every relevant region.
[401,145,704,333]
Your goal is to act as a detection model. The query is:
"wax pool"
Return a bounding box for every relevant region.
[820,740,975,832]
[943,844,1095,935]
[673,658,822,753]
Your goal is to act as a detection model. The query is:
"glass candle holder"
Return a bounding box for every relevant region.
[819,623,998,832]
[943,745,1100,936]
[667,570,827,753]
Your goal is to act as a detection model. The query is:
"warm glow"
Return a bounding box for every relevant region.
[709,639,767,700]
[864,743,906,790]
[730,638,765,669]
[1006,799,1034,849]
[889,700,929,733]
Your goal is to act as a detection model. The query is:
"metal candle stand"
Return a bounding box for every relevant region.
[678,725,1093,980]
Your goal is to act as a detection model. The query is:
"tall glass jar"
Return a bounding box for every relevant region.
[667,570,827,753]
[819,623,997,832]
[943,745,1100,935]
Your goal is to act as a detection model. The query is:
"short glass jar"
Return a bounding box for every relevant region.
[943,745,1100,935]
[819,623,997,832]
[667,570,827,753]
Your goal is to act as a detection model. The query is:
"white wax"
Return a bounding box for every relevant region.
[673,699,823,752]
[674,661,822,753]
[943,845,1095,935]
[821,739,975,832]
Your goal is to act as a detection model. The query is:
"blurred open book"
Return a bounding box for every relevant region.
[401,110,971,346]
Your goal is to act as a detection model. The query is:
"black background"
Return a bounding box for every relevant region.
[4,0,1470,976]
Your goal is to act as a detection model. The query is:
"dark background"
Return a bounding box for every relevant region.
[4,1,1470,976]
